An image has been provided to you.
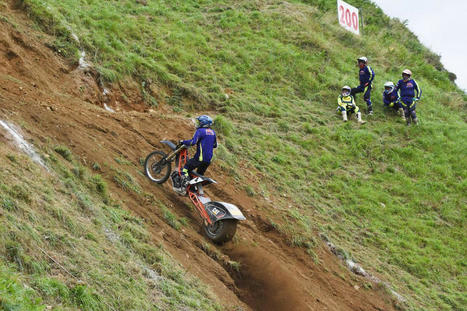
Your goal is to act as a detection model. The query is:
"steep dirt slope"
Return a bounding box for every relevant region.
[0,5,397,311]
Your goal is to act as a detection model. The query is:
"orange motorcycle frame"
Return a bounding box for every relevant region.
[177,148,212,225]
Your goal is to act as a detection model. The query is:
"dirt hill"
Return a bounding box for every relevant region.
[0,3,401,311]
[1,0,466,310]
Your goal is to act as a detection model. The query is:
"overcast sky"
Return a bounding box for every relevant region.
[371,0,467,92]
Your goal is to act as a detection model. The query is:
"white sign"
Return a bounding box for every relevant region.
[337,0,360,35]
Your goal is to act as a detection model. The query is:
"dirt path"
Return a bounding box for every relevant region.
[0,4,396,311]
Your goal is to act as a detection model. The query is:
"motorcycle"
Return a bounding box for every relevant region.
[144,140,246,244]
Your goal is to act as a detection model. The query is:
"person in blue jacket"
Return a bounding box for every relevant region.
[383,81,405,120]
[180,115,217,186]
[395,69,422,125]
[351,56,375,115]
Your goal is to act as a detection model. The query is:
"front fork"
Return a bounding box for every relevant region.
[155,146,186,171]
[178,148,187,177]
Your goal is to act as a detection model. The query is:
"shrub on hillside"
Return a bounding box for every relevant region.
[213,115,233,137]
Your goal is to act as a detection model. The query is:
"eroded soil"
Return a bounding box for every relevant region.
[0,4,396,311]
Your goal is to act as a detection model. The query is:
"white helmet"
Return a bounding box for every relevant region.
[342,85,351,96]
[357,56,368,63]
[402,69,412,76]
[384,81,395,93]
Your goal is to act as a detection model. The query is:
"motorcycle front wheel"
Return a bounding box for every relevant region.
[204,219,238,244]
[144,150,171,184]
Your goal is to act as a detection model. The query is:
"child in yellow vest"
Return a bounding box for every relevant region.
[337,86,365,124]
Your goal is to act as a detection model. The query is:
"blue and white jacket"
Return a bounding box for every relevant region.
[359,65,375,86]
[396,79,421,102]
[183,127,217,162]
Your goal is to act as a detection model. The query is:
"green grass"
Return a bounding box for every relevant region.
[0,145,222,311]
[112,167,142,194]
[54,145,73,162]
[0,264,46,311]
[10,0,467,310]
[160,203,186,230]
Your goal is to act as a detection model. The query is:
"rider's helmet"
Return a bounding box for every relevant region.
[384,81,395,94]
[402,69,412,80]
[342,85,351,97]
[357,56,367,68]
[196,115,213,128]
[357,56,368,63]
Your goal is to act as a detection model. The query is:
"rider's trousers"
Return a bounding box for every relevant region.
[183,158,211,177]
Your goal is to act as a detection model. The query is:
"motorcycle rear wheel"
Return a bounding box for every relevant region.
[144,150,171,184]
[204,219,238,244]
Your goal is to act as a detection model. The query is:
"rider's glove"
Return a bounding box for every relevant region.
[179,140,185,146]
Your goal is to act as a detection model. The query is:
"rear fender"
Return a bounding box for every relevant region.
[205,202,246,223]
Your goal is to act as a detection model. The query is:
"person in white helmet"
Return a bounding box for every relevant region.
[395,69,422,125]
[337,86,365,124]
[351,56,375,115]
[383,81,405,120]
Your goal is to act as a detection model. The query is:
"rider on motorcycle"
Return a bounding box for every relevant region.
[180,115,217,188]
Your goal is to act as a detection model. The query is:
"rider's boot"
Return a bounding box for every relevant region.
[357,112,366,124]
[178,169,190,195]
[399,108,406,122]
[181,174,189,188]
[411,111,418,125]
[367,102,373,115]
[342,111,348,122]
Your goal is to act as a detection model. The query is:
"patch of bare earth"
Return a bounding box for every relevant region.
[0,4,396,311]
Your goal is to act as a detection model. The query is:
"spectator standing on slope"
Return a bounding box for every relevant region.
[351,56,375,115]
[395,69,422,125]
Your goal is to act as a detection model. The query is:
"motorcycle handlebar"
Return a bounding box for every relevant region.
[176,143,188,150]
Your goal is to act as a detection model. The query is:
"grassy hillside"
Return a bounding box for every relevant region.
[5,0,467,310]
[0,143,221,310]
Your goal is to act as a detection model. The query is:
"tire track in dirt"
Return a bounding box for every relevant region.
[224,245,311,311]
